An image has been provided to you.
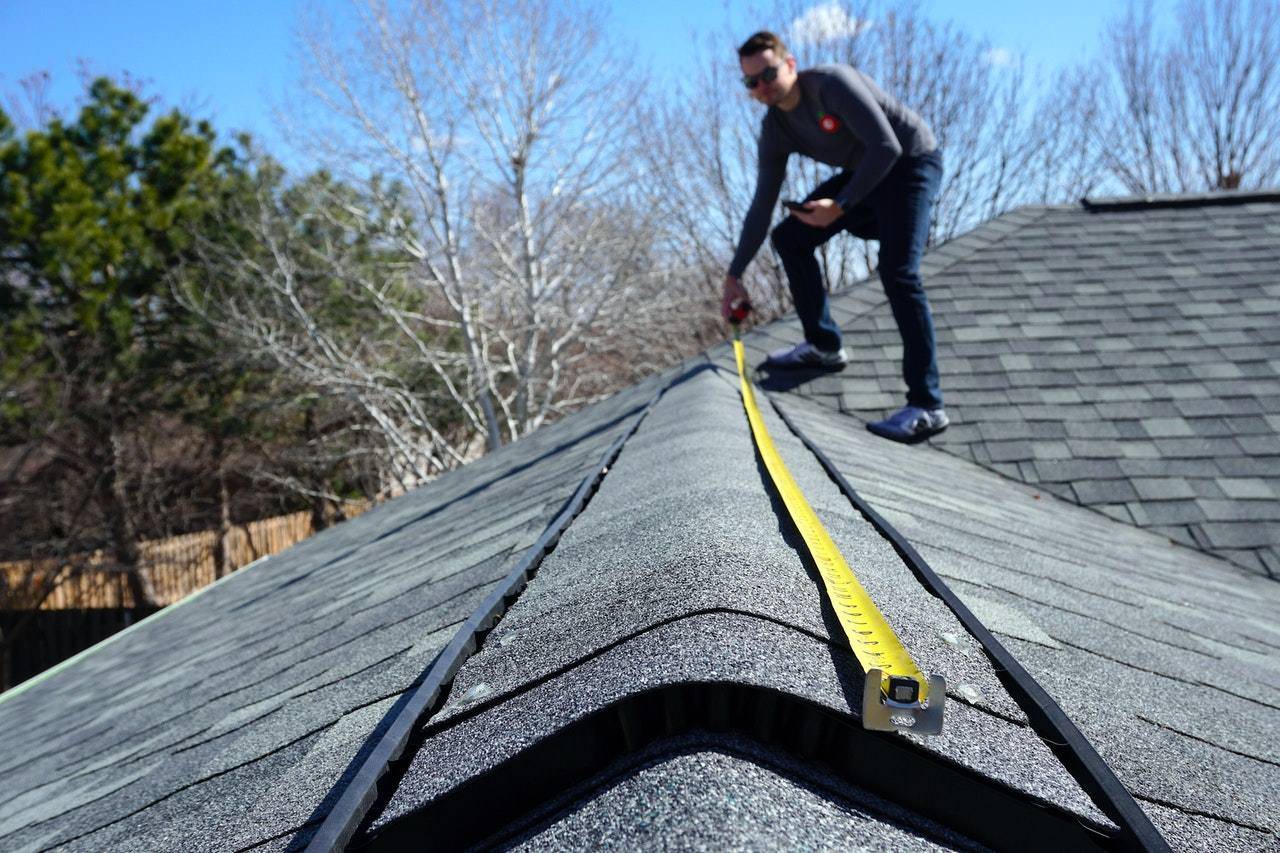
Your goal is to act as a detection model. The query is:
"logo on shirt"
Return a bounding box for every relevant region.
[817,110,841,133]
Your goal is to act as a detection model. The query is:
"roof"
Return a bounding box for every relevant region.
[0,192,1277,852]
[0,369,670,851]
[750,190,1280,578]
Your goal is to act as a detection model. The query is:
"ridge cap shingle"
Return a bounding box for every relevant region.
[1082,188,1280,211]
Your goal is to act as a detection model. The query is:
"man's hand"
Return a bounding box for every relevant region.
[792,197,843,229]
[721,275,751,323]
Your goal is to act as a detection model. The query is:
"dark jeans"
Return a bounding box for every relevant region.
[770,150,944,409]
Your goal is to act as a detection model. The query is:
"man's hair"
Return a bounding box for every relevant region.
[737,31,789,60]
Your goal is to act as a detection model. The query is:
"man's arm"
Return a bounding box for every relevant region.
[823,65,903,213]
[727,126,788,279]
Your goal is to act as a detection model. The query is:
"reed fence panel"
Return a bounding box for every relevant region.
[0,510,327,610]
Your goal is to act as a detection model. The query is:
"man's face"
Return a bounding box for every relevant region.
[740,49,797,107]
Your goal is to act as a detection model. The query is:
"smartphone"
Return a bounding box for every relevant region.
[783,200,810,213]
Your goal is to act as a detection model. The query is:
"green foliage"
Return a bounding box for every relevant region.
[0,78,244,419]
[0,74,466,552]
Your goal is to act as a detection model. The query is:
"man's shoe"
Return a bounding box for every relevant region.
[866,406,949,443]
[764,341,849,369]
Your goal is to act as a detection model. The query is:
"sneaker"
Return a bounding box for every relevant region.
[764,341,849,369]
[866,406,949,443]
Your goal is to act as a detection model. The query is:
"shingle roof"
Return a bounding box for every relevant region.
[362,369,1115,848]
[0,370,669,851]
[342,361,1275,850]
[0,193,1277,853]
[753,190,1280,578]
[762,393,1280,848]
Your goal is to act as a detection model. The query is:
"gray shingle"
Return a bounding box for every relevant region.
[1194,522,1277,549]
[1072,479,1141,504]
[1195,499,1278,522]
[986,441,1035,463]
[8,194,1279,851]
[1063,420,1123,439]
[1153,437,1243,458]
[1131,478,1197,501]
[1031,459,1126,481]
[1142,418,1196,437]
[1216,478,1278,499]
[0,368,673,851]
[799,195,1280,571]
[768,393,1280,842]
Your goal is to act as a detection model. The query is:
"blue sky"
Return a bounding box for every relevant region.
[3,0,1165,160]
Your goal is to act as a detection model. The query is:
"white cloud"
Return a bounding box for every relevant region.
[789,2,871,47]
[982,47,1014,67]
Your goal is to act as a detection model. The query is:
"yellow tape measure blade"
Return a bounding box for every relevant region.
[729,333,944,734]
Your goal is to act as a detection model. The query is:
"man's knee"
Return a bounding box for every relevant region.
[878,263,925,297]
[876,241,925,289]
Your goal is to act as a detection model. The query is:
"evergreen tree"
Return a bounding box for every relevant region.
[0,78,244,606]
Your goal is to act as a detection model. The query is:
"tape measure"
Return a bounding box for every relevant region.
[731,325,945,734]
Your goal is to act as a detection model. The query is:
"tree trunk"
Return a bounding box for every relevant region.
[303,406,331,533]
[1,626,9,692]
[106,426,159,609]
[214,447,233,579]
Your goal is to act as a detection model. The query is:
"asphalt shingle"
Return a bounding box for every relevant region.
[0,370,671,851]
[774,192,1280,576]
[368,368,1111,843]
[769,394,1280,847]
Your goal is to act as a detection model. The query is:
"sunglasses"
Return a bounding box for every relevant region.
[742,64,782,90]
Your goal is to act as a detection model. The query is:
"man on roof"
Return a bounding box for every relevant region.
[722,30,948,443]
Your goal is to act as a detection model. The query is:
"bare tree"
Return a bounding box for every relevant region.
[1101,0,1197,192]
[182,168,465,496]
[258,0,670,464]
[1,71,58,129]
[1022,65,1106,203]
[1099,0,1280,193]
[1179,0,1280,189]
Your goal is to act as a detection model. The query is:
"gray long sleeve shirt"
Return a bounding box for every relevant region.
[727,64,937,278]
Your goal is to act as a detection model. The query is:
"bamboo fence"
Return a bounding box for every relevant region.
[1,510,331,610]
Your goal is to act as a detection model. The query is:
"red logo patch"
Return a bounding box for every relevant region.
[818,112,840,133]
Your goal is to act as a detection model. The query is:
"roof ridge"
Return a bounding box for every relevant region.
[766,394,1171,852]
[1081,188,1280,211]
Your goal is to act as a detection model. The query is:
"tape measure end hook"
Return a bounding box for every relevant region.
[862,670,946,735]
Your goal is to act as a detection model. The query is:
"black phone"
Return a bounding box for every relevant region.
[783,199,809,212]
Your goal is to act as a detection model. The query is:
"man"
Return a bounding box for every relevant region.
[722,31,947,443]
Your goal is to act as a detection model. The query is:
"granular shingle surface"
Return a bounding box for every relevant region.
[0,370,669,852]
[736,192,1280,577]
[506,735,977,851]
[3,192,1278,853]
[367,368,1112,841]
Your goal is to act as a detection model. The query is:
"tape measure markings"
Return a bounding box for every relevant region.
[731,332,933,709]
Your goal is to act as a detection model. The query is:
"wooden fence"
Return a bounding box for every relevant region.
[1,510,327,610]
